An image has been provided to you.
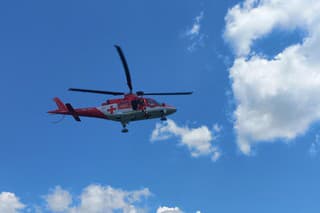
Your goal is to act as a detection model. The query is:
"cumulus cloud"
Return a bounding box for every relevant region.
[224,0,320,154]
[151,119,221,161]
[0,192,25,213]
[45,186,72,212]
[69,184,150,213]
[156,206,183,213]
[224,0,320,56]
[185,11,206,52]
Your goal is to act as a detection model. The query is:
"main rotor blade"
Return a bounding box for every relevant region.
[140,92,193,96]
[69,88,125,96]
[114,45,133,93]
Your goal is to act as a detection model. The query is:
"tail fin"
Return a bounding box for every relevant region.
[49,98,80,122]
[53,97,67,111]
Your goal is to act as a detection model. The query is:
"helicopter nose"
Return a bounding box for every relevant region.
[166,106,177,115]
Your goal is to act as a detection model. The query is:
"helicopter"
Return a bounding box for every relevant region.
[48,45,192,132]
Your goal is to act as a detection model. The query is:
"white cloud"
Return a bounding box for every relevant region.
[309,134,320,157]
[186,12,203,37]
[151,119,221,161]
[213,123,222,133]
[67,184,151,213]
[224,0,320,154]
[224,0,320,56]
[156,206,183,213]
[185,11,206,52]
[156,206,201,213]
[45,186,72,212]
[0,192,25,213]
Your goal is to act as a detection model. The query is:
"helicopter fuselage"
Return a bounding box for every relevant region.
[48,94,176,128]
[99,94,176,122]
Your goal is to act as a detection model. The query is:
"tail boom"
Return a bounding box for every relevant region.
[48,97,108,121]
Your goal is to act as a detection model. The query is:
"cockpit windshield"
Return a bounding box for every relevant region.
[146,98,160,106]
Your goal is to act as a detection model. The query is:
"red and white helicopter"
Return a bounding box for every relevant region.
[48,45,192,132]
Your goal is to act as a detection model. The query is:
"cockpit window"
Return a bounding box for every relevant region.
[146,98,159,106]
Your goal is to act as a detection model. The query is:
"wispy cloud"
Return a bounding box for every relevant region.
[151,119,221,161]
[185,11,206,52]
[156,206,183,213]
[309,134,320,157]
[186,11,203,37]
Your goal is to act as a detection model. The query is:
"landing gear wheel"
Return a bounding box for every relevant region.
[121,122,129,133]
[144,111,150,119]
[160,116,167,121]
[121,128,129,133]
[160,111,167,121]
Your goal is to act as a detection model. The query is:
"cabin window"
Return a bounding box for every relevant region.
[118,101,130,109]
[131,99,145,110]
[131,100,138,110]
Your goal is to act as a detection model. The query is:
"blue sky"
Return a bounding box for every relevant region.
[1,0,320,212]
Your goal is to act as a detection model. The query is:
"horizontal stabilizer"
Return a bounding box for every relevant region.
[65,103,81,122]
